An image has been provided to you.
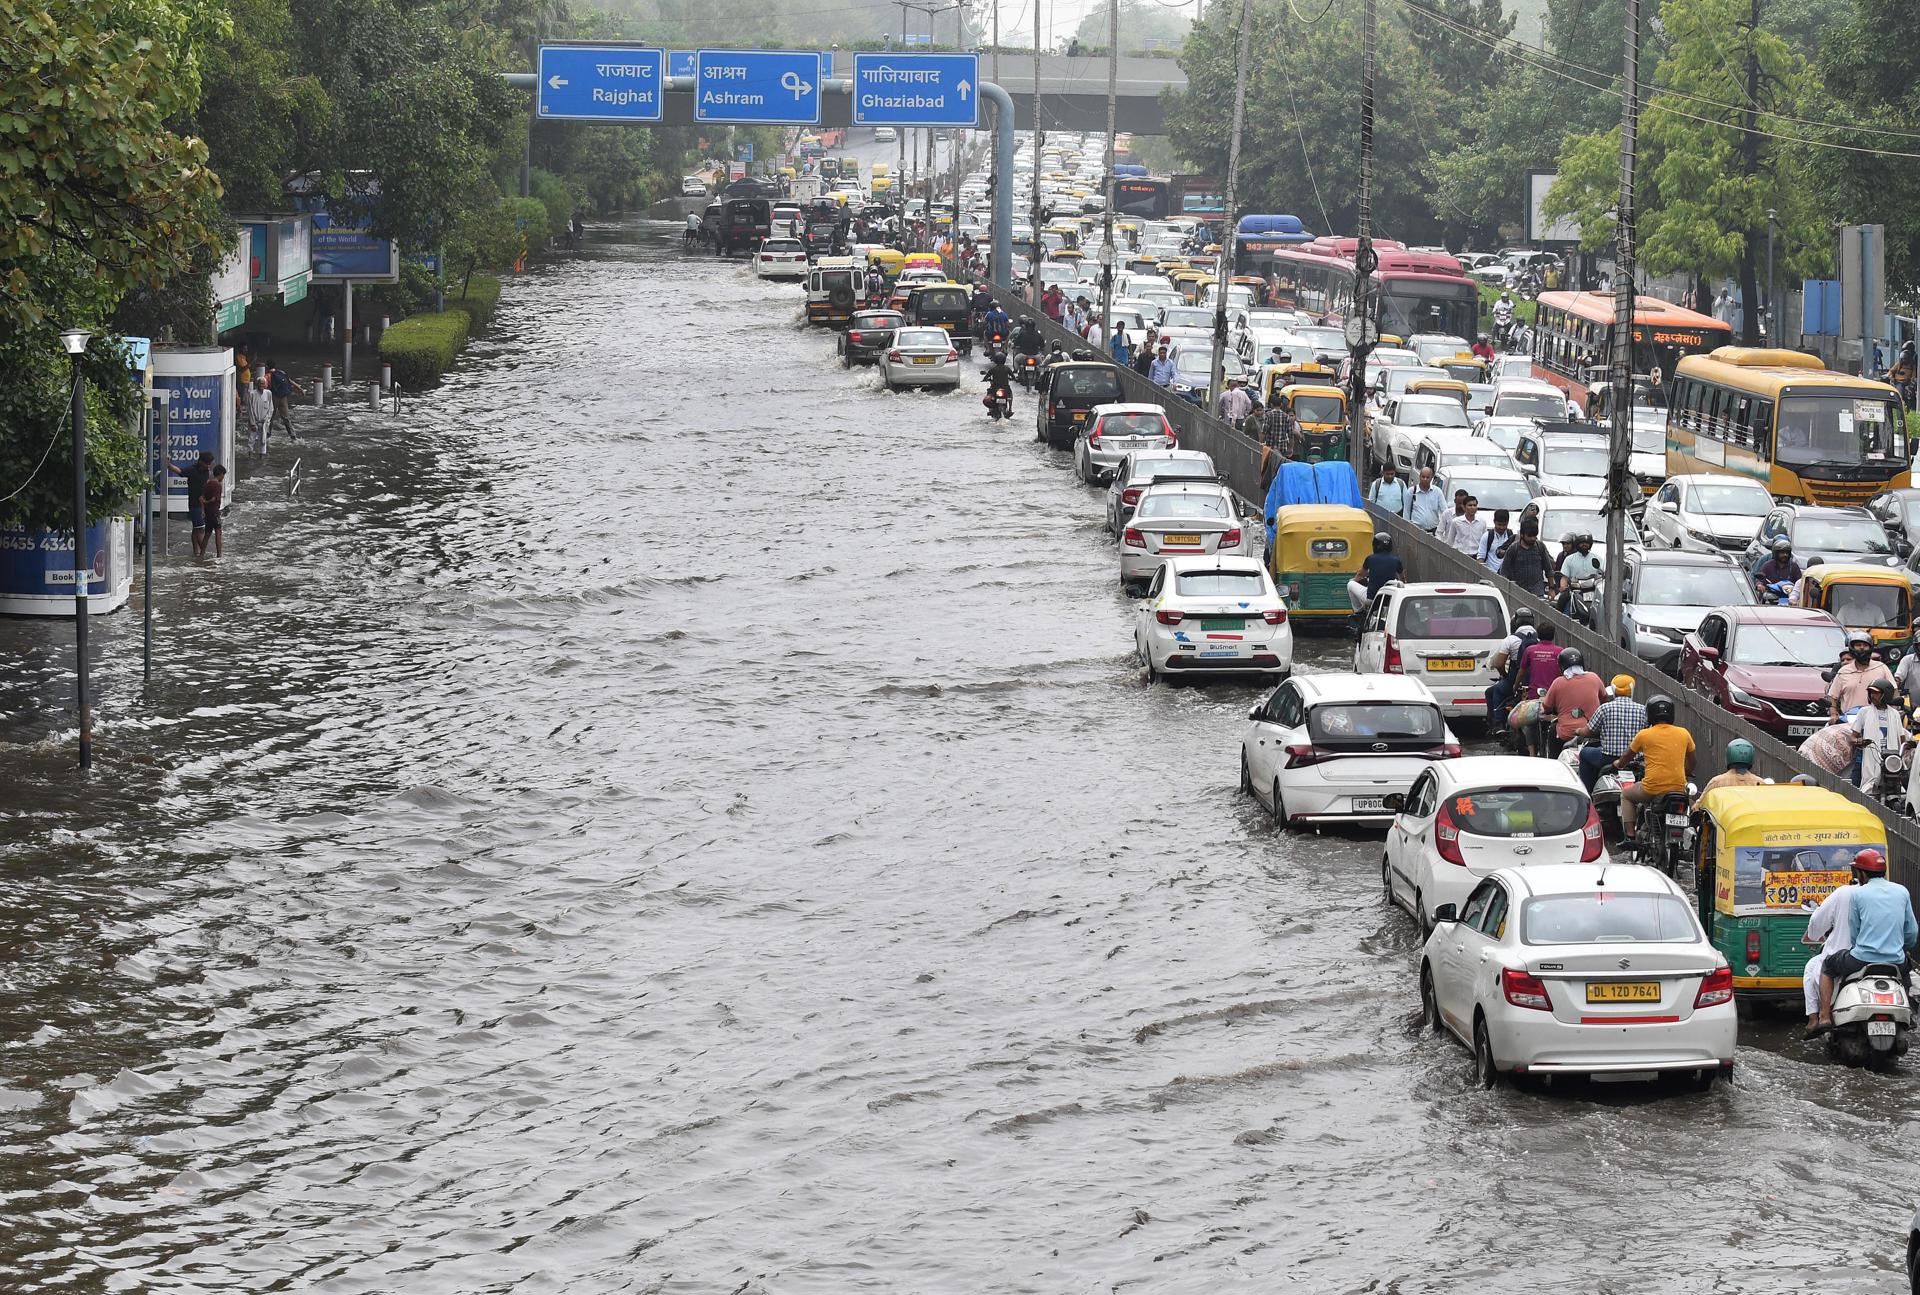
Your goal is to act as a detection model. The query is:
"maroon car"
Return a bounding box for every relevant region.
[1679,605,1848,740]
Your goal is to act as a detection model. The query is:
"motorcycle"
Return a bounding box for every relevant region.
[1760,579,1794,606]
[984,384,1013,421]
[1827,961,1915,1071]
[1627,759,1696,877]
[1560,576,1599,628]
[1558,736,1633,843]
[1015,353,1040,390]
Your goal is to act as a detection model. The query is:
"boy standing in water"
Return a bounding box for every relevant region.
[202,464,227,557]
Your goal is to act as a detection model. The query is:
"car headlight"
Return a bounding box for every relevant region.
[1726,683,1760,709]
[1641,625,1685,643]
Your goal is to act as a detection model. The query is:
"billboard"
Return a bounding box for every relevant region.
[212,227,252,333]
[1528,173,1582,243]
[309,210,400,283]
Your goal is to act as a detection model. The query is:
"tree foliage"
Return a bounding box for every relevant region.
[1813,0,1920,298]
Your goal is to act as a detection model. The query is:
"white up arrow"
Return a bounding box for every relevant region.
[548,74,568,89]
[956,78,972,100]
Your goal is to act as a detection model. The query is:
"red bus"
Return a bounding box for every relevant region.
[1241,238,1479,340]
[1530,290,1732,409]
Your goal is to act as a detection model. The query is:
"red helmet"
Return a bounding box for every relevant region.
[1853,848,1887,875]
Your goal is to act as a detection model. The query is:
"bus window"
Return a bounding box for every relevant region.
[1752,397,1774,457]
[1732,394,1754,447]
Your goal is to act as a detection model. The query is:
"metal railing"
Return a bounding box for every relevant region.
[971,274,1920,900]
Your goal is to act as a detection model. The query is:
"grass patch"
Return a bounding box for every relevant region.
[1477,281,1536,330]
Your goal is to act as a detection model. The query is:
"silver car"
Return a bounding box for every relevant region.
[1620,546,1757,673]
[1641,473,1773,555]
[1105,449,1216,534]
[878,326,960,391]
[1074,403,1176,484]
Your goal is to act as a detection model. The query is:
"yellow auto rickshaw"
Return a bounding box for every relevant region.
[1693,784,1887,1001]
[1405,377,1472,410]
[1230,274,1269,307]
[1272,384,1350,464]
[1042,223,1081,251]
[1260,361,1337,406]
[1269,505,1372,625]
[1126,255,1159,276]
[864,247,906,281]
[1049,248,1085,265]
[1795,563,1917,664]
[1433,354,1489,384]
[902,252,943,273]
[1176,273,1216,305]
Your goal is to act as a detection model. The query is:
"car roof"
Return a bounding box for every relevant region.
[1673,473,1767,491]
[1720,604,1842,626]
[1535,496,1607,512]
[1092,403,1167,416]
[1434,755,1582,791]
[1139,477,1230,495]
[1629,546,1742,567]
[1165,554,1265,575]
[1421,430,1499,447]
[1781,502,1875,519]
[1294,672,1439,703]
[1493,378,1563,395]
[1387,580,1505,601]
[1500,861,1680,900]
[1439,465,1528,482]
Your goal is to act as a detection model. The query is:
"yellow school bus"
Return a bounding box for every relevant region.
[1666,347,1910,506]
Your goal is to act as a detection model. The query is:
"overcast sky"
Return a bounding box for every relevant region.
[976,0,1205,47]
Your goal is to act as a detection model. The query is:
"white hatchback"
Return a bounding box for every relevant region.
[1241,673,1460,829]
[1136,556,1292,682]
[1419,863,1736,1089]
[755,238,808,279]
[1075,403,1176,484]
[1383,756,1601,934]
[1354,582,1509,717]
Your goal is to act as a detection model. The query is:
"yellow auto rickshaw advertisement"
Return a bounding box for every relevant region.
[1726,843,1862,910]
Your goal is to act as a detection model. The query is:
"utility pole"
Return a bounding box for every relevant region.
[1347,0,1377,481]
[1767,208,1778,346]
[1208,0,1254,412]
[898,2,909,194]
[1031,0,1044,306]
[1099,0,1119,346]
[1736,0,1763,345]
[1602,0,1642,642]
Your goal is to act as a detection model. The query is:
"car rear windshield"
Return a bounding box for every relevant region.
[1542,446,1609,476]
[1445,787,1586,837]
[1160,308,1211,329]
[1100,412,1167,437]
[853,313,904,328]
[895,328,951,348]
[1796,515,1893,554]
[1402,402,1470,428]
[1131,459,1212,484]
[1448,477,1532,511]
[1635,563,1752,607]
[1496,393,1564,420]
[1521,893,1697,945]
[1055,370,1125,400]
[1137,493,1230,519]
[1306,702,1443,744]
[1176,571,1266,597]
[1398,594,1504,639]
[915,288,967,314]
[819,271,851,290]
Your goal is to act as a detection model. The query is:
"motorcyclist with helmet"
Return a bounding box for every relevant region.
[1485,608,1538,729]
[980,348,1017,418]
[1847,675,1908,792]
[968,283,994,334]
[1491,291,1516,346]
[1470,333,1495,362]
[1811,848,1917,1036]
[1556,531,1603,623]
[1347,531,1403,616]
[1828,629,1896,722]
[1611,694,1696,844]
[1037,342,1067,396]
[1699,738,1766,793]
[1539,646,1605,757]
[1753,535,1801,601]
[982,302,1012,345]
[1010,315,1044,358]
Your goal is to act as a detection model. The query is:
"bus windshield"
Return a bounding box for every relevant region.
[1380,283,1477,340]
[1775,393,1903,467]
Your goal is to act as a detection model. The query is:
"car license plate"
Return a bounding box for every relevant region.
[1869,1020,1898,1037]
[1426,657,1473,672]
[1586,981,1661,1003]
[1072,410,1088,420]
[1787,723,1821,738]
[912,355,937,364]
[1199,648,1240,658]
[1665,813,1690,827]
[1352,797,1386,813]
[1200,617,1245,630]
[1163,533,1201,546]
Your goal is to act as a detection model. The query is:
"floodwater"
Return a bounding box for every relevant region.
[1,219,1914,1294]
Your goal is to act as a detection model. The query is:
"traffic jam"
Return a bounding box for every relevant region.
[716,126,1920,1094]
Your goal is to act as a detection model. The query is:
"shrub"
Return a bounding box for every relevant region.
[380,310,471,388]
[451,274,501,332]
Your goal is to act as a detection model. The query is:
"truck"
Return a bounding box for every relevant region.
[791,173,825,202]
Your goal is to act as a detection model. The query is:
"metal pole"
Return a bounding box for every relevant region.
[68,357,91,769]
[1099,0,1119,347]
[1766,210,1777,347]
[1209,0,1254,413]
[1601,0,1641,642]
[900,4,909,195]
[992,0,1000,87]
[343,282,354,384]
[1347,0,1377,480]
[982,82,1016,289]
[158,396,169,558]
[144,398,160,689]
[1031,0,1044,306]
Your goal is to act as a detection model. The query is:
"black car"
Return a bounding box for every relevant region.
[1740,502,1900,575]
[838,309,906,368]
[1037,361,1128,449]
[1865,486,1920,558]
[715,198,772,255]
[902,283,973,356]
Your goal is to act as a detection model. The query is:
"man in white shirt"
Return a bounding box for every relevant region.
[1848,677,1908,790]
[1803,881,1855,1030]
[1441,495,1485,557]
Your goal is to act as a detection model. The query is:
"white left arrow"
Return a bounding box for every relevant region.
[957,78,971,100]
[548,74,568,89]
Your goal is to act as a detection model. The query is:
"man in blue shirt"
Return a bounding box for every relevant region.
[1365,461,1408,516]
[1404,465,1445,530]
[1815,849,1918,1033]
[1148,344,1176,387]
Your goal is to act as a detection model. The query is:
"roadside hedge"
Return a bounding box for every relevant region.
[377,274,502,387]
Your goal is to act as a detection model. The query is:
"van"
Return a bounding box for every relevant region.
[902,283,973,354]
[1353,582,1511,718]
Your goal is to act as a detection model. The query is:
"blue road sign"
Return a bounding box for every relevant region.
[537,45,664,121]
[694,49,822,125]
[852,53,980,127]
[669,50,696,78]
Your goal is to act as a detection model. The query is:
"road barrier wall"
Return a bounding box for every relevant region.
[972,275,1920,899]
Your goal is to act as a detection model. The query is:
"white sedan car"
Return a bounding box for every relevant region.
[1383,756,1601,934]
[1136,556,1292,682]
[878,327,961,391]
[1420,863,1736,1089]
[1120,478,1256,592]
[1241,673,1460,829]
[1075,403,1176,485]
[754,238,808,279]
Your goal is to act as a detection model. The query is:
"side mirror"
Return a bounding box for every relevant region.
[1821,666,1837,683]
[1699,646,1720,662]
[1247,705,1262,721]
[1432,903,1459,926]
[1382,792,1405,813]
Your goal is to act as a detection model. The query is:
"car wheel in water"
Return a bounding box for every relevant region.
[1382,853,1395,906]
[1420,965,1440,1034]
[1270,779,1286,828]
[1240,752,1254,795]
[1473,1016,1500,1088]
[1417,890,1432,939]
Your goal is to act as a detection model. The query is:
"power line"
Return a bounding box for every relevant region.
[1276,47,1331,233]
[0,376,79,509]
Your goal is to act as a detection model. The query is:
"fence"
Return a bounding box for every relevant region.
[971,274,1920,901]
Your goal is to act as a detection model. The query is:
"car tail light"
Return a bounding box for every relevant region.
[887,349,903,362]
[1694,966,1734,1008]
[1282,743,1323,767]
[946,350,959,362]
[848,330,863,344]
[1745,929,1762,965]
[1155,609,1184,625]
[1434,801,1466,865]
[1122,527,1146,549]
[1261,607,1287,625]
[1089,427,1103,444]
[1579,803,1604,861]
[1221,527,1242,549]
[1122,487,1141,505]
[1383,634,1403,674]
[1502,968,1552,1011]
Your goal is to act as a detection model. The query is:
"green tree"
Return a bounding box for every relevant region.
[1070,0,1192,53]
[1812,0,1920,298]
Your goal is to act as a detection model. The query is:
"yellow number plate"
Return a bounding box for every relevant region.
[1426,657,1473,672]
[912,356,938,364]
[1162,533,1202,546]
[1586,981,1661,1003]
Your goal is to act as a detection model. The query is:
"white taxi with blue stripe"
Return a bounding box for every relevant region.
[1135,556,1292,683]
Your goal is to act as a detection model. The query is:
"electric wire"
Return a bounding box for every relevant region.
[1277,49,1332,234]
[0,375,80,509]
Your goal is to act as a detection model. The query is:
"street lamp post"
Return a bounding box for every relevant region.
[1766,207,1778,347]
[60,328,92,769]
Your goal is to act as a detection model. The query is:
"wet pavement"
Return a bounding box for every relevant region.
[0,221,1914,1293]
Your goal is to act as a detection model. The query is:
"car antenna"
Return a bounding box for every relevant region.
[1596,866,1608,886]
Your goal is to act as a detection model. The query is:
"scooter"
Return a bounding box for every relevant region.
[1761,579,1794,606]
[1828,962,1915,1071]
[1561,577,1599,628]
[1631,773,1696,878]
[1558,736,1632,843]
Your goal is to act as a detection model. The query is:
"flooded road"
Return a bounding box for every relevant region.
[2,222,1915,1293]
